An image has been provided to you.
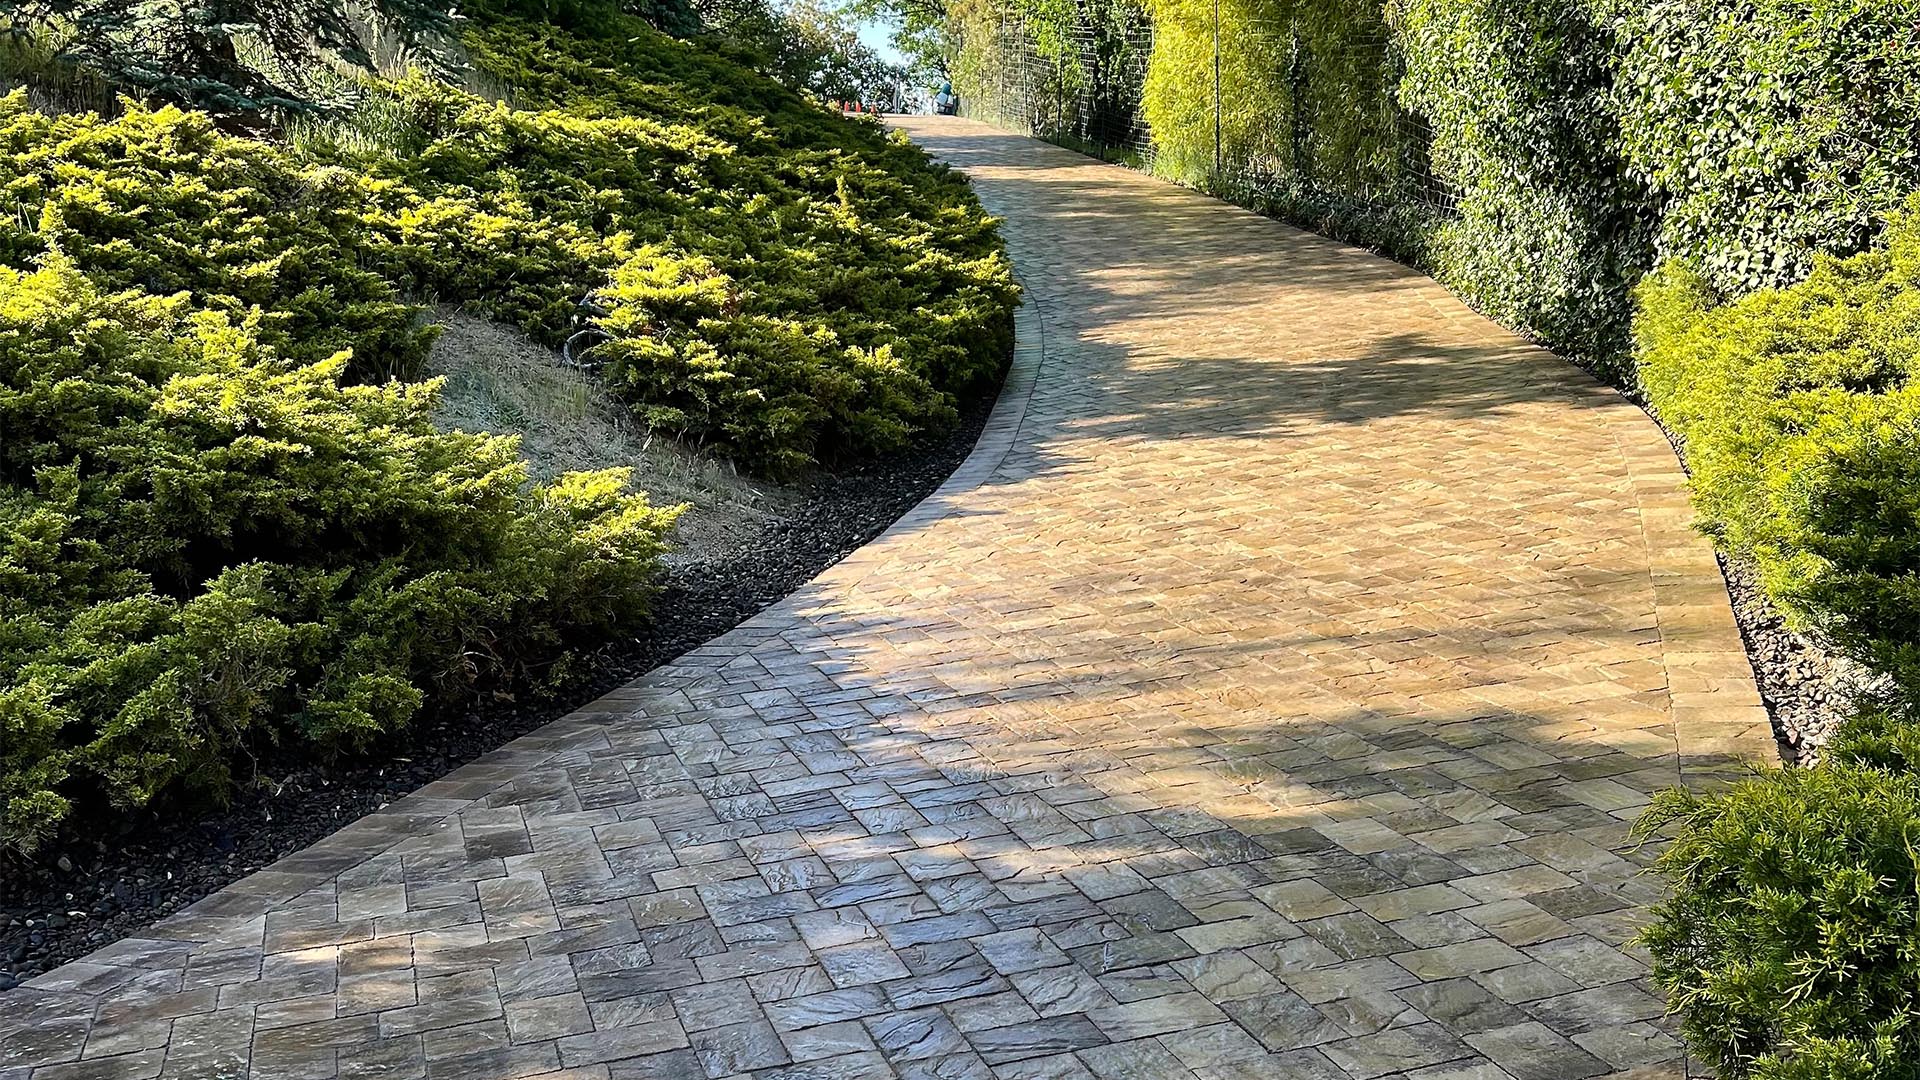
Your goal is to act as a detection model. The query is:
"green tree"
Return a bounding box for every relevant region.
[842,0,946,79]
[0,0,460,117]
[700,0,903,100]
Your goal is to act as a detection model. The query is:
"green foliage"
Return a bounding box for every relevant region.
[2,15,1015,471]
[844,0,950,79]
[1137,0,1286,182]
[1636,760,1920,1080]
[1393,0,1651,367]
[1608,0,1920,298]
[700,0,905,101]
[1635,204,1920,1075]
[351,18,1017,471]
[0,13,1016,851]
[0,96,435,382]
[0,261,677,850]
[1,0,459,117]
[474,0,702,36]
[1637,202,1920,713]
[958,0,1920,374]
[1142,0,1409,198]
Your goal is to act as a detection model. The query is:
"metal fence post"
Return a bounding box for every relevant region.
[1212,0,1223,180]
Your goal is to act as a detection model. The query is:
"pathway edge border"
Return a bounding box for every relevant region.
[1597,403,1782,787]
[811,287,1046,592]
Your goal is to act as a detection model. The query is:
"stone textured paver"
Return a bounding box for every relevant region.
[0,117,1775,1079]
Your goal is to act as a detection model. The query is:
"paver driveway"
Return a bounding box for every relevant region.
[2,117,1777,1080]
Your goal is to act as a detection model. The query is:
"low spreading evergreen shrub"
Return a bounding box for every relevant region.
[0,97,435,383]
[0,261,678,850]
[448,20,1020,470]
[1637,199,1920,714]
[1638,756,1920,1079]
[0,12,1019,851]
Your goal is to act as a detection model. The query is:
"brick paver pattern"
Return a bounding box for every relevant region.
[1,118,1778,1080]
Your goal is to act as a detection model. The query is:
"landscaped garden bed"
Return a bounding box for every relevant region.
[0,0,1019,986]
[0,372,1001,989]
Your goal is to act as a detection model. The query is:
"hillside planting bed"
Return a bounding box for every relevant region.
[0,6,1019,987]
[0,377,1000,989]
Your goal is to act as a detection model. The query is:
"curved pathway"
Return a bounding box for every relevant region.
[1,118,1774,1080]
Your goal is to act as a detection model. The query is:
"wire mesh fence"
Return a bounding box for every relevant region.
[955,8,1457,220]
[957,10,1156,168]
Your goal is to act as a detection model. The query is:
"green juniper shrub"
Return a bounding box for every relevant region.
[0,260,679,851]
[1636,198,1920,714]
[0,94,436,382]
[0,15,1018,472]
[1636,758,1920,1080]
[296,18,1019,471]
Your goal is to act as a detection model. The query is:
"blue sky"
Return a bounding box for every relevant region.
[855,16,906,66]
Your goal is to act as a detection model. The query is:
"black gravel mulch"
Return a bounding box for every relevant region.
[1716,552,1869,765]
[0,389,1001,990]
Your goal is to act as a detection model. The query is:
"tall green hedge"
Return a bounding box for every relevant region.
[1142,0,1409,196]
[1609,0,1920,299]
[955,0,1920,368]
[1393,0,1651,366]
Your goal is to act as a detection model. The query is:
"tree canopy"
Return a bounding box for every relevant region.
[0,0,462,117]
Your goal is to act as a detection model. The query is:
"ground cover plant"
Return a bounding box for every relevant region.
[309,17,1018,470]
[1632,204,1920,1077]
[1636,203,1920,714]
[0,10,1018,853]
[0,258,680,851]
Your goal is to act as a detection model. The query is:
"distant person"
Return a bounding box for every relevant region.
[934,82,957,116]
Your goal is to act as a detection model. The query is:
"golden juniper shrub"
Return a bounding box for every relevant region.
[0,96,438,383]
[0,262,679,850]
[0,13,1016,850]
[1637,196,1920,708]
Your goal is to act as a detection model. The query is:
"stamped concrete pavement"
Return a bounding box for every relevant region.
[0,116,1776,1080]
